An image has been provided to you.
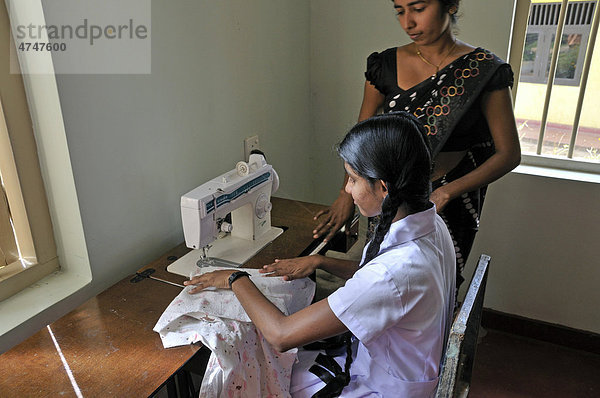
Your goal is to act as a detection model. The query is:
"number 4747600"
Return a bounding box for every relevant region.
[18,42,66,51]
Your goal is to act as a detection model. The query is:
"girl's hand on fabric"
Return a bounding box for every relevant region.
[259,255,320,281]
[430,186,452,213]
[313,193,355,242]
[184,270,234,293]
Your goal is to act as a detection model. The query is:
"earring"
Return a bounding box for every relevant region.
[449,6,457,15]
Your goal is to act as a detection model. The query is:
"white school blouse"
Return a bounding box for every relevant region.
[328,205,456,397]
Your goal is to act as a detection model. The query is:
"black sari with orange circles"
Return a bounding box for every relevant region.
[365,47,513,289]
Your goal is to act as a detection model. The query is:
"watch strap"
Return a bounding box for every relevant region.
[228,271,250,288]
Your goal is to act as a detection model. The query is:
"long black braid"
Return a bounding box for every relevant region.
[311,112,432,397]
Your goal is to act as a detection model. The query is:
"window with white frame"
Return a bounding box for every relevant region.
[0,1,60,302]
[512,0,600,166]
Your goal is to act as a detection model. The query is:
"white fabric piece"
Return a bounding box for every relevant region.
[154,266,315,398]
[327,205,456,397]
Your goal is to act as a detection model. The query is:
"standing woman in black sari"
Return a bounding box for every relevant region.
[313,0,521,289]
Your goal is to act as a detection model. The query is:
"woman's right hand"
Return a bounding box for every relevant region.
[312,192,355,242]
[259,255,322,281]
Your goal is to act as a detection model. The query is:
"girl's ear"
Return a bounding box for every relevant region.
[378,180,389,199]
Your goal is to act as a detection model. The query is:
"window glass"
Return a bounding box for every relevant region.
[573,32,600,162]
[514,0,599,164]
[545,34,554,80]
[547,33,584,80]
[539,78,577,157]
[521,1,593,86]
[0,181,19,266]
[521,33,539,77]
[556,33,582,79]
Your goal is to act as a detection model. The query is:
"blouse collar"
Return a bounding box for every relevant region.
[379,204,437,253]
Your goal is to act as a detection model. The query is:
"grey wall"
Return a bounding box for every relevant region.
[465,171,600,333]
[309,0,401,202]
[44,0,312,295]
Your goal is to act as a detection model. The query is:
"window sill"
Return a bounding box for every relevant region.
[0,257,60,301]
[0,266,91,352]
[515,154,600,184]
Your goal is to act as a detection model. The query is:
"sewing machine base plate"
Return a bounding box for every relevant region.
[167,227,284,277]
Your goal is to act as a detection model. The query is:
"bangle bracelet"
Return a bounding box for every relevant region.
[228,271,250,288]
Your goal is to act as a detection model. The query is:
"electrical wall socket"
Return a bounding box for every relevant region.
[244,135,260,161]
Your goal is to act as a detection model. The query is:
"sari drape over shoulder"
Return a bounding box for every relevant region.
[365,47,514,287]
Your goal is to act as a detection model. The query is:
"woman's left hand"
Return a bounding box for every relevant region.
[430,186,452,213]
[184,270,235,294]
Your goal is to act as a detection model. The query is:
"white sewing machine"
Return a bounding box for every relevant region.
[167,153,284,277]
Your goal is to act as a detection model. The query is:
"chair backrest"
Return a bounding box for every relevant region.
[435,254,491,398]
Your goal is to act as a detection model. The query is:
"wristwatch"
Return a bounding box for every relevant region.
[228,271,250,288]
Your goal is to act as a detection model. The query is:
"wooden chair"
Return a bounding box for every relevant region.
[435,254,491,398]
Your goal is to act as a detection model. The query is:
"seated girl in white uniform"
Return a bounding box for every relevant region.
[185,112,456,397]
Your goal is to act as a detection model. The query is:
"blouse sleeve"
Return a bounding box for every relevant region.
[365,51,386,94]
[328,247,444,345]
[485,63,514,91]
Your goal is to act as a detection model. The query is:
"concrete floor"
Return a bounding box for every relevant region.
[470,329,600,398]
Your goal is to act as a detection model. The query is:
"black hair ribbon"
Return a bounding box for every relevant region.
[309,353,350,398]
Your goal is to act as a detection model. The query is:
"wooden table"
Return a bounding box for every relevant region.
[0,198,355,397]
